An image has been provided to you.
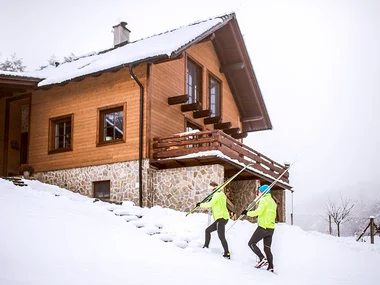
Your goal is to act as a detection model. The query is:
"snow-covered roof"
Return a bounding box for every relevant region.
[1,15,232,87]
[0,70,43,80]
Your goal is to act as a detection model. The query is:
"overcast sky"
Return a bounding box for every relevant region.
[1,0,379,220]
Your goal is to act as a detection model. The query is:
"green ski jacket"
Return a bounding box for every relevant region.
[247,193,277,229]
[200,190,230,221]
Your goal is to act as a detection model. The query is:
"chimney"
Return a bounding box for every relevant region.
[113,21,130,47]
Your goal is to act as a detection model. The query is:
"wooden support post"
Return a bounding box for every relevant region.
[370,216,375,244]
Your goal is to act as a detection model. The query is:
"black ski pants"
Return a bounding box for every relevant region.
[203,218,229,254]
[248,226,275,268]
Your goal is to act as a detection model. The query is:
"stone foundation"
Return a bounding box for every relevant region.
[36,161,224,213]
[36,161,285,221]
[36,160,150,206]
[151,164,224,212]
[228,180,259,220]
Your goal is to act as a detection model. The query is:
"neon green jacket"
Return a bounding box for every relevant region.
[247,193,277,229]
[200,190,230,221]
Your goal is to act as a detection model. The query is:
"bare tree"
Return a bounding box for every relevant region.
[325,194,355,237]
[63,52,77,63]
[0,53,26,72]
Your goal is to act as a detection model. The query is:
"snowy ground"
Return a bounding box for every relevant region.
[1,178,379,285]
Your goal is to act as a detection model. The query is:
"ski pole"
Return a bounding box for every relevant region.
[186,163,253,216]
[226,161,295,232]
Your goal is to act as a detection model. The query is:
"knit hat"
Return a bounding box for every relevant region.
[258,184,270,193]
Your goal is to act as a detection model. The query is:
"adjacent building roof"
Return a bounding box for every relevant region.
[0,13,272,132]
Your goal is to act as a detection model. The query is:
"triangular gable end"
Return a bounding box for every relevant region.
[167,14,272,133]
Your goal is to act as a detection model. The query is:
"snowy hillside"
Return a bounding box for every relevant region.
[1,178,379,285]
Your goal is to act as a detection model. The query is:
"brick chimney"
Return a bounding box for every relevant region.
[113,21,130,47]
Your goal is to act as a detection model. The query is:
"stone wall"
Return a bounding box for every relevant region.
[36,161,286,221]
[228,180,259,220]
[271,189,286,222]
[36,161,225,213]
[151,164,224,212]
[36,160,150,206]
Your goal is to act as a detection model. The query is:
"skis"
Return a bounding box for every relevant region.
[226,161,295,232]
[186,163,254,216]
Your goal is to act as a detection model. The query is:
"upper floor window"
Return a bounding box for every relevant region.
[209,75,221,117]
[186,59,202,104]
[98,105,124,145]
[49,114,73,154]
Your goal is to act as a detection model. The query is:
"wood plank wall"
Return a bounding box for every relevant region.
[150,41,242,158]
[0,99,5,175]
[29,65,148,172]
[28,41,243,172]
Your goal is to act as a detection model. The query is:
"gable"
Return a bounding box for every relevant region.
[211,17,272,132]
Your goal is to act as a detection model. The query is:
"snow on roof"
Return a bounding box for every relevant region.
[0,70,44,79]
[2,16,225,87]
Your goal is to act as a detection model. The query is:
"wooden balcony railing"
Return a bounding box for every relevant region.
[153,130,289,184]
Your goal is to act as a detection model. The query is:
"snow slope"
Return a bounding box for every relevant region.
[0,178,379,285]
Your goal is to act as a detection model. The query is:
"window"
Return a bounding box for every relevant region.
[209,75,221,117]
[49,114,73,154]
[94,180,110,199]
[186,59,202,104]
[186,120,203,148]
[98,105,124,144]
[186,121,202,133]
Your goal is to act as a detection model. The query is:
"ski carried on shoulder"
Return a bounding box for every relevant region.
[226,161,296,231]
[186,163,253,216]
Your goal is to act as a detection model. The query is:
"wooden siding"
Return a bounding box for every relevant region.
[7,101,22,175]
[0,99,6,175]
[29,65,148,172]
[150,41,242,158]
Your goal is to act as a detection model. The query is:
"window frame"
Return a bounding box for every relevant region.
[208,73,222,117]
[97,103,126,147]
[185,119,204,148]
[93,180,111,199]
[186,57,203,105]
[48,114,74,154]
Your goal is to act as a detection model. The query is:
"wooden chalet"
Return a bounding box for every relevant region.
[0,13,291,221]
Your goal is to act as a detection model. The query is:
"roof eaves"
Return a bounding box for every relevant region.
[170,13,235,59]
[229,17,273,131]
[37,54,168,89]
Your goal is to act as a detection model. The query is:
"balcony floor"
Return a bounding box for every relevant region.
[150,151,291,190]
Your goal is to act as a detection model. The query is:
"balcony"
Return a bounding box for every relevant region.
[151,130,290,189]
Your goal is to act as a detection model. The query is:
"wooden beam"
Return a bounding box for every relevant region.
[232,132,248,139]
[214,122,232,130]
[204,116,222,125]
[200,33,215,43]
[241,116,263,122]
[0,92,13,100]
[0,78,39,86]
[168,94,189,105]
[73,77,85,82]
[0,87,27,93]
[181,102,200,112]
[193,109,211,119]
[219,62,245,73]
[223,127,240,135]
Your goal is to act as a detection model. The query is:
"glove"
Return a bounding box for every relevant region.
[196,202,201,207]
[241,209,248,216]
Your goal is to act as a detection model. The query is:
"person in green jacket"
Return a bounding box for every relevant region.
[241,184,277,272]
[196,183,231,259]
